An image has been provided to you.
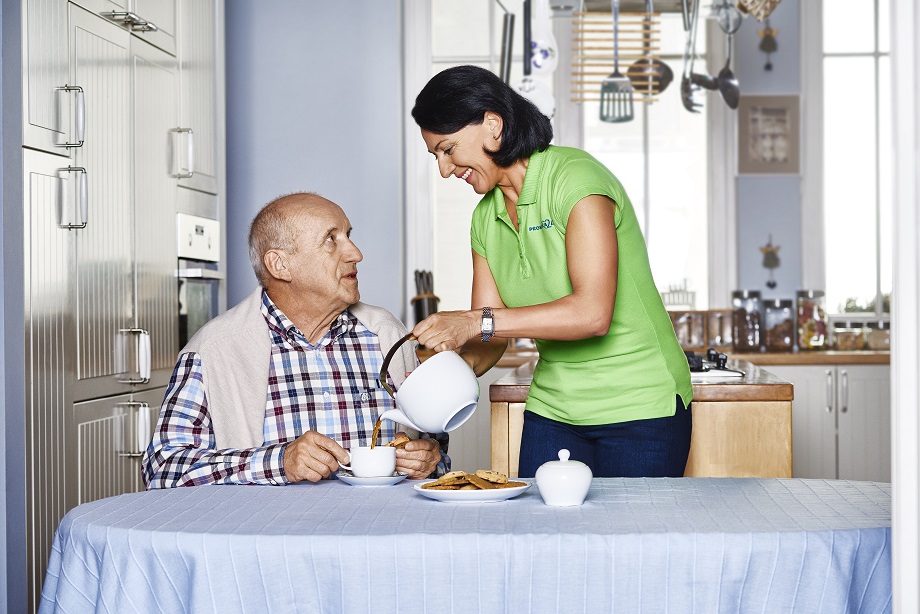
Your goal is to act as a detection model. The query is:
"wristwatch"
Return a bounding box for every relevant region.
[481,307,494,343]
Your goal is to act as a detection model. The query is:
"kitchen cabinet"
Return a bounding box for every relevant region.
[19,2,223,609]
[69,387,164,508]
[71,0,176,55]
[488,360,794,478]
[767,364,891,482]
[21,0,177,156]
[176,0,222,195]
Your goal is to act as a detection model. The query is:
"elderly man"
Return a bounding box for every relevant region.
[143,192,447,487]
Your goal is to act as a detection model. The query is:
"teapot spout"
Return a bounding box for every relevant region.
[378,408,424,433]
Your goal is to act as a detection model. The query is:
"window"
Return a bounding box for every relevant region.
[804,0,891,316]
[406,2,724,315]
[579,13,710,308]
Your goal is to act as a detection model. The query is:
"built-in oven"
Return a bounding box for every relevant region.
[176,213,223,347]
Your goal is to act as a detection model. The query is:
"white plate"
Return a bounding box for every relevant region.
[336,471,408,487]
[413,480,531,503]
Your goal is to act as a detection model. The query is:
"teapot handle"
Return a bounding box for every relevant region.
[380,332,416,398]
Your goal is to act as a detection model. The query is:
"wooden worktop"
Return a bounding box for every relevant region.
[730,350,890,365]
[489,359,793,403]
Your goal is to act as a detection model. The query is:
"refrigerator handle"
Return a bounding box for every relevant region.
[174,128,195,178]
[54,85,85,147]
[117,328,151,384]
[57,166,88,229]
[840,369,848,413]
[115,402,152,457]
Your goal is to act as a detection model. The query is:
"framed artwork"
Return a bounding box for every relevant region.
[738,95,800,174]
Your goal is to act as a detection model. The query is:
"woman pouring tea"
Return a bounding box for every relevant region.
[409,65,692,478]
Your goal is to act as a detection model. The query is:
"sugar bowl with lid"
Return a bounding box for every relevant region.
[534,449,593,506]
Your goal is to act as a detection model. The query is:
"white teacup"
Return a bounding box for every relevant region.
[339,446,396,478]
[378,334,480,433]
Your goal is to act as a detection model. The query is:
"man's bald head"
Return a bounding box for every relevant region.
[248,192,336,286]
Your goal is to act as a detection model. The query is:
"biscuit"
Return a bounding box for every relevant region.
[475,469,508,484]
[438,470,468,481]
[420,482,464,490]
[459,484,479,490]
[495,481,527,489]
[385,435,411,449]
[466,475,500,490]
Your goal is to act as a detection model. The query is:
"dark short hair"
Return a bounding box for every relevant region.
[411,65,553,168]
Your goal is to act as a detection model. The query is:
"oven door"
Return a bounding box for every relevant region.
[177,259,223,347]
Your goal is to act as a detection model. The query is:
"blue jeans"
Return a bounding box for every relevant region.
[517,396,692,478]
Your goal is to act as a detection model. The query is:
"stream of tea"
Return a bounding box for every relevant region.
[369,416,383,449]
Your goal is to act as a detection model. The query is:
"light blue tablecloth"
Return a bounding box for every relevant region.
[39,478,891,613]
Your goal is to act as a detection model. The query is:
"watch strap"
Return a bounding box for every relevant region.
[481,307,494,343]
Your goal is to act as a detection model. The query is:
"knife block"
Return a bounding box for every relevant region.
[411,293,440,325]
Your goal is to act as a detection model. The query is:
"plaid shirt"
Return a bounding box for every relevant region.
[143,291,450,488]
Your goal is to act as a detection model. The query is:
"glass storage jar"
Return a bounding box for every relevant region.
[672,310,704,348]
[796,290,828,350]
[732,290,763,352]
[833,321,867,351]
[866,320,890,351]
[764,299,795,352]
[707,309,733,347]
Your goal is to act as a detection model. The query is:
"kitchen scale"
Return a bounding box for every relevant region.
[685,349,745,378]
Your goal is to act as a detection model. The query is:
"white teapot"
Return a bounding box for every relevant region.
[377,334,479,434]
[535,449,593,506]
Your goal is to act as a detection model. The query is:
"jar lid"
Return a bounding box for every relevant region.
[765,298,793,308]
[538,449,592,471]
[796,289,825,298]
[732,289,761,299]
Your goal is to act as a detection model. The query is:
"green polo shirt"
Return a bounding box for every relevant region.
[471,146,692,425]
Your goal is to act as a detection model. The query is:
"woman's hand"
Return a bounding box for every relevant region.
[411,310,479,353]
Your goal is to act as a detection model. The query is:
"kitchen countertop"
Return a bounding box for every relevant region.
[730,350,890,365]
[489,359,793,404]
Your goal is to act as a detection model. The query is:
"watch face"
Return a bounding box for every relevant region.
[483,319,494,333]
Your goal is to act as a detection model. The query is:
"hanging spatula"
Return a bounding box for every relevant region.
[599,0,634,123]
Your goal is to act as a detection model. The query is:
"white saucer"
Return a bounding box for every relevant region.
[336,471,408,487]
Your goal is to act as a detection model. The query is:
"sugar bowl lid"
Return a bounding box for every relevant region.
[536,448,592,478]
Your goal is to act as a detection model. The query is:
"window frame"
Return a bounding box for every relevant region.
[801,0,890,318]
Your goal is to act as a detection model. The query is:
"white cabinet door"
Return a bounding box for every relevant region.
[70,386,165,509]
[22,0,73,155]
[177,0,221,194]
[23,148,77,614]
[131,36,179,383]
[69,5,134,401]
[131,0,177,55]
[837,365,891,482]
[768,365,838,479]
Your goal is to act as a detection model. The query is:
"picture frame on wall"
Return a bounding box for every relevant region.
[738,95,800,175]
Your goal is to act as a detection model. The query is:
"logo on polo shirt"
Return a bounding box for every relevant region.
[528,218,554,232]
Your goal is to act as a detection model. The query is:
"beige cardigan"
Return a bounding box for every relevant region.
[181,287,417,450]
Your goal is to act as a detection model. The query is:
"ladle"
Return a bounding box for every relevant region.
[718,31,740,109]
[627,0,673,96]
[679,0,702,112]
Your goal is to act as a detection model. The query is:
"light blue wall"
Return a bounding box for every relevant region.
[224,0,406,318]
[733,0,802,299]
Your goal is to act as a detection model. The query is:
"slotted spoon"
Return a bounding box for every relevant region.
[599,0,634,123]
